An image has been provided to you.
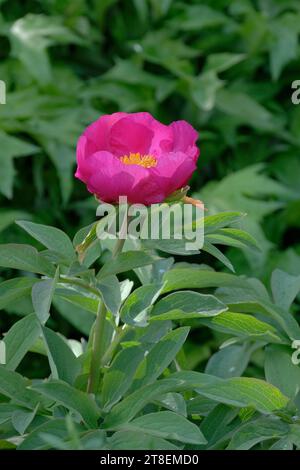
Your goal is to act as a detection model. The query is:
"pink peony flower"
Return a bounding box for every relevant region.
[75,112,199,205]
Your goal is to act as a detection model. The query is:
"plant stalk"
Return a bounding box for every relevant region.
[101,325,131,366]
[112,210,129,258]
[87,300,107,393]
[87,209,129,393]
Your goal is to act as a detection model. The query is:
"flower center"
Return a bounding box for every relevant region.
[120,152,157,168]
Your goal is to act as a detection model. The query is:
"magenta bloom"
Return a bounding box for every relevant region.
[75,112,199,205]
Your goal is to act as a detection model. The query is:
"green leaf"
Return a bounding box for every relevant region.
[149,0,172,18]
[205,344,252,379]
[0,277,37,310]
[139,320,172,345]
[216,286,300,340]
[265,345,300,399]
[131,327,190,391]
[80,430,106,450]
[1,157,15,198]
[151,291,227,321]
[187,395,237,418]
[103,380,191,429]
[204,52,245,73]
[227,416,289,450]
[196,376,289,413]
[102,58,167,89]
[0,440,16,449]
[199,165,288,224]
[103,373,218,428]
[53,296,94,335]
[32,380,100,428]
[10,14,83,85]
[120,283,164,326]
[205,312,282,342]
[102,346,146,411]
[117,411,207,445]
[0,244,55,276]
[107,431,179,450]
[32,267,59,324]
[202,241,235,272]
[155,392,187,417]
[55,288,98,315]
[132,0,148,22]
[40,140,75,204]
[0,366,45,409]
[216,89,280,132]
[37,433,71,450]
[168,4,228,32]
[204,212,246,234]
[137,30,198,75]
[18,419,71,450]
[0,131,39,198]
[271,269,300,311]
[17,220,76,262]
[0,130,38,158]
[270,437,293,450]
[41,327,80,385]
[162,267,245,293]
[288,424,300,449]
[0,210,31,233]
[269,13,300,80]
[73,223,98,263]
[3,313,41,370]
[142,237,199,256]
[151,257,174,283]
[97,251,156,279]
[0,403,35,425]
[172,371,289,413]
[190,71,223,112]
[12,405,38,435]
[97,275,121,316]
[206,228,260,251]
[200,404,238,448]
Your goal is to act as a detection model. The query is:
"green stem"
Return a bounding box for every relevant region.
[87,300,107,393]
[59,276,100,297]
[112,236,126,258]
[87,210,129,393]
[112,211,128,258]
[101,325,131,366]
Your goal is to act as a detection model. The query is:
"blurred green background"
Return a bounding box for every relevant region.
[0,0,300,377]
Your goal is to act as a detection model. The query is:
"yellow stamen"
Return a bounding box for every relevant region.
[120,152,157,168]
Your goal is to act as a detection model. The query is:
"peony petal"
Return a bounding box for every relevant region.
[126,112,173,156]
[131,178,166,205]
[153,151,197,195]
[83,112,127,152]
[169,120,199,161]
[109,117,154,156]
[75,135,93,181]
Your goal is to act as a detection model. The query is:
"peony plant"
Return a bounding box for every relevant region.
[0,113,299,451]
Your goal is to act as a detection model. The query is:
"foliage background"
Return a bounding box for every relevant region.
[0,0,300,448]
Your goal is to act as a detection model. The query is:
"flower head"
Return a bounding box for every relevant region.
[75,112,199,205]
